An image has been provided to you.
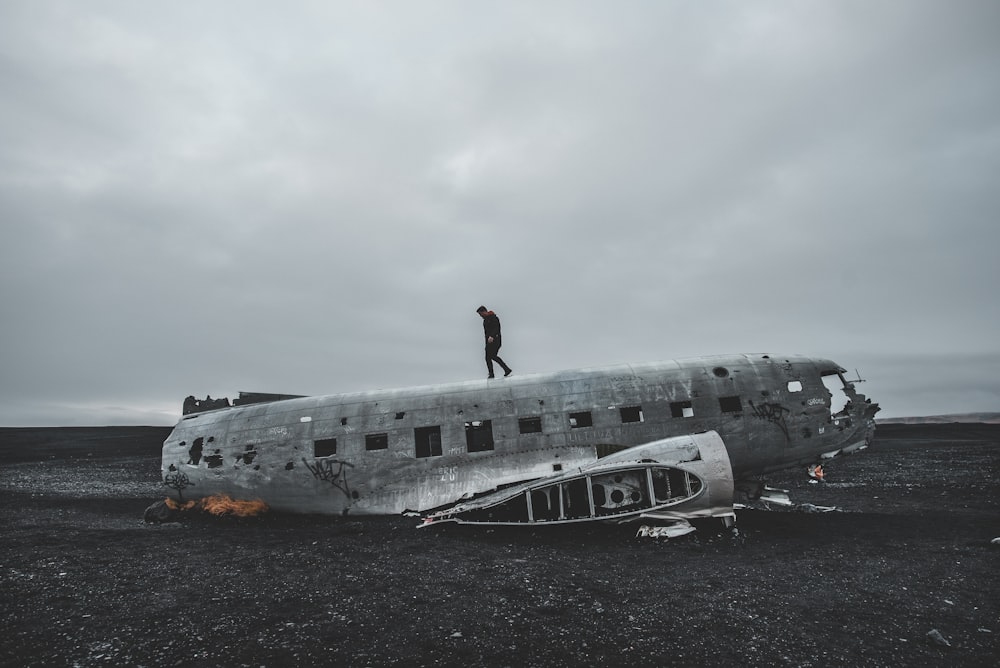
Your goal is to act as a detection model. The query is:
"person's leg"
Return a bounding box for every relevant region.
[494,355,512,376]
[488,340,512,376]
[485,346,496,377]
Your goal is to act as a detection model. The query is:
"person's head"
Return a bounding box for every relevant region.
[476,305,488,318]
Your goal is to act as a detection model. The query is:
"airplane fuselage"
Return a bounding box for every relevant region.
[161,354,878,518]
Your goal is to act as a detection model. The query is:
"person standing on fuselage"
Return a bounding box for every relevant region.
[477,305,512,379]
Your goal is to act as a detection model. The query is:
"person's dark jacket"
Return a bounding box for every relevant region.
[482,311,501,343]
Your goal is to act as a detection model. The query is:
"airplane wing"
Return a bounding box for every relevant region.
[419,431,735,527]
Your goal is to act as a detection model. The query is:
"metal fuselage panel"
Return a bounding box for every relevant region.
[161,354,878,515]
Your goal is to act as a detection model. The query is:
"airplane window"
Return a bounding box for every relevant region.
[620,406,644,423]
[365,433,389,450]
[569,412,593,428]
[518,417,542,434]
[314,438,337,457]
[414,426,442,458]
[670,401,694,418]
[465,420,494,452]
[787,381,803,392]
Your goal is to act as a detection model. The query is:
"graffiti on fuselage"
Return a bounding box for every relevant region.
[748,400,791,442]
[303,458,354,498]
[164,470,194,500]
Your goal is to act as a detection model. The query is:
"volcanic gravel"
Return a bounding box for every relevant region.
[1,424,998,667]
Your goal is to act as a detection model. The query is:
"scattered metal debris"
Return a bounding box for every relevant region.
[798,503,840,513]
[760,486,792,506]
[926,629,951,648]
[635,521,696,539]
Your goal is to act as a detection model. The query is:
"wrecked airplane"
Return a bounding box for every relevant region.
[161,354,878,528]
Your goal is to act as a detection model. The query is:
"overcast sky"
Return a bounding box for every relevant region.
[2,1,998,426]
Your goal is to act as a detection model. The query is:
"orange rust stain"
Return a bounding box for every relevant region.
[163,494,268,517]
[165,498,197,511]
[199,494,268,517]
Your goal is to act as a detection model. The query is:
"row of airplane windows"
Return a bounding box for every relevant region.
[312,395,747,459]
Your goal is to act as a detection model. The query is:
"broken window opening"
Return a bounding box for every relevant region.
[395,412,406,420]
[314,438,338,457]
[188,437,204,465]
[619,406,644,423]
[518,416,542,434]
[821,371,851,416]
[787,380,803,392]
[670,401,694,418]
[365,433,389,451]
[241,444,258,465]
[569,411,593,428]
[713,367,729,378]
[718,396,742,413]
[465,420,495,452]
[414,426,442,458]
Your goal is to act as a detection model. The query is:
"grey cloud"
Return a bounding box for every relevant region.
[1,1,998,425]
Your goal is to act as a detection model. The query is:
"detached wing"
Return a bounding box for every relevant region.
[420,431,735,527]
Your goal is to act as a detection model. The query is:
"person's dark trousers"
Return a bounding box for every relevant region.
[485,340,511,377]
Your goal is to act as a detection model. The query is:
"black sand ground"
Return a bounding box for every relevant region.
[1,424,998,667]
